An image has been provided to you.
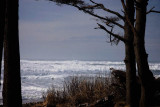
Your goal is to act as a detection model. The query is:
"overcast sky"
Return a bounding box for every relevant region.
[19,0,160,61]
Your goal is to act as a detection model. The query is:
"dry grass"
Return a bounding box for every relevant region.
[43,71,126,106]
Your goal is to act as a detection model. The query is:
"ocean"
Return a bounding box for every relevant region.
[1,60,160,103]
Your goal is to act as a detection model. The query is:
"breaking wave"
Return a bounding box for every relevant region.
[1,60,160,103]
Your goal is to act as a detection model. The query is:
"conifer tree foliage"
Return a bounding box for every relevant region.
[50,0,160,106]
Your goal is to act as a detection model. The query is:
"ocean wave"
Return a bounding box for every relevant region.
[1,60,160,101]
[20,60,160,72]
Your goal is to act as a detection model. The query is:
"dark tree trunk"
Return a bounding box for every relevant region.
[0,0,6,87]
[124,0,139,106]
[134,0,155,106]
[3,0,22,106]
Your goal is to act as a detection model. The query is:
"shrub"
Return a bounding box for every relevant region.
[43,70,126,106]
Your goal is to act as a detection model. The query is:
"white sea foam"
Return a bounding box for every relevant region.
[19,60,126,101]
[149,63,160,71]
[1,60,160,103]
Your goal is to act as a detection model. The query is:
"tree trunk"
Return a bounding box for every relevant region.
[124,0,139,106]
[3,0,22,106]
[134,0,155,106]
[0,0,6,88]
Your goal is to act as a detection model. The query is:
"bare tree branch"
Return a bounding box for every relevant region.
[90,0,98,4]
[100,5,125,20]
[110,27,113,43]
[121,0,126,11]
[88,0,125,20]
[147,7,160,14]
[108,27,120,45]
[73,5,124,29]
[97,23,126,42]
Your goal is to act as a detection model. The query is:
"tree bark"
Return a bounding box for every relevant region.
[3,0,22,106]
[0,0,6,88]
[124,0,139,106]
[134,0,155,106]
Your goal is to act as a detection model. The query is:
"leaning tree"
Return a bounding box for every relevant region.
[49,0,160,106]
[50,0,138,106]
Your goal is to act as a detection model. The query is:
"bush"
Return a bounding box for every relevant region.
[43,70,126,106]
